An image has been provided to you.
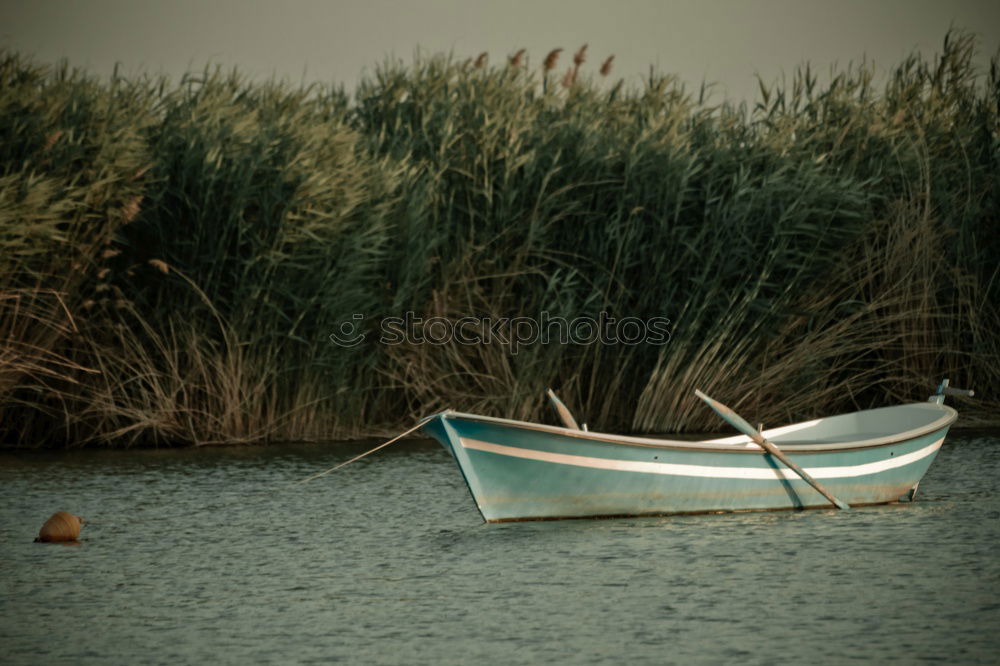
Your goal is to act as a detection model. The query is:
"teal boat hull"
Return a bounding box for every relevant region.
[421,402,956,522]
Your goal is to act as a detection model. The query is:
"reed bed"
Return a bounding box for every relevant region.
[1,32,997,446]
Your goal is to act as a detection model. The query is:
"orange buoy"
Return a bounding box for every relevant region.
[35,512,83,543]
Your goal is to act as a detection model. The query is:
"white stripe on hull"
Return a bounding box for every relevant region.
[459,437,943,481]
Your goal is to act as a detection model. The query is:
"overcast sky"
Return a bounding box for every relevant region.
[2,0,998,102]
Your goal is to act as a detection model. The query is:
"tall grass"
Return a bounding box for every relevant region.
[0,53,152,442]
[1,31,997,446]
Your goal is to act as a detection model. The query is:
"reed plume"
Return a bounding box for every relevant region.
[561,67,576,88]
[148,259,170,275]
[542,48,562,72]
[121,195,142,223]
[43,130,63,152]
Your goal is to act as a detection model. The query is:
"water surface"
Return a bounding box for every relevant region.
[1,433,997,664]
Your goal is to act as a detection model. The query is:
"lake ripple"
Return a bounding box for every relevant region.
[2,433,998,664]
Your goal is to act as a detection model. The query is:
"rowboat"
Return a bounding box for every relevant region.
[420,381,971,522]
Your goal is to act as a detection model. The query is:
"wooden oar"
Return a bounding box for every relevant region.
[546,388,581,430]
[694,389,850,511]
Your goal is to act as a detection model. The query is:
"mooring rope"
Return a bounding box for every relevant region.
[289,419,429,487]
[215,418,431,511]
[36,419,433,542]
